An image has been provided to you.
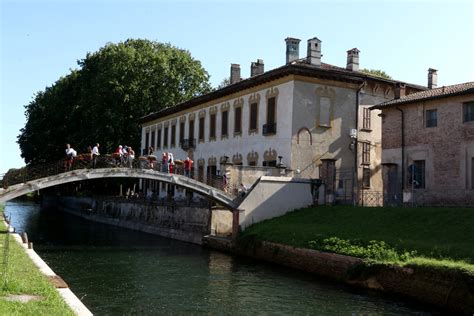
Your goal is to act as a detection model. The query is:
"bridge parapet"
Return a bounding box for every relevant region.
[0,156,238,209]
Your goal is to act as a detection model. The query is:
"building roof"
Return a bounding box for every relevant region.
[139,60,427,124]
[371,82,474,109]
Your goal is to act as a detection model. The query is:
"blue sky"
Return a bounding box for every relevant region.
[1,0,473,174]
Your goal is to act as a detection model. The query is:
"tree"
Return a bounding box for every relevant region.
[216,77,231,90]
[360,68,392,80]
[18,39,212,164]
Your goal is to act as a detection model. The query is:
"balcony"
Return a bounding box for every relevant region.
[180,138,196,150]
[262,122,277,136]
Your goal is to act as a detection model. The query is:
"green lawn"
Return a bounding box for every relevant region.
[240,205,474,272]
[0,205,74,315]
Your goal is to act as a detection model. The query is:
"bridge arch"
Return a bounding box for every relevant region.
[0,168,238,210]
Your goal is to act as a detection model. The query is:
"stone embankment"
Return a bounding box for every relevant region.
[204,237,474,315]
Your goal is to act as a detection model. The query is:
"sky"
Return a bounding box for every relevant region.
[1,0,473,174]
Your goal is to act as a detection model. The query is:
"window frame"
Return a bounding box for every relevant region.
[249,102,258,133]
[163,126,169,148]
[463,101,474,123]
[209,113,216,141]
[234,106,242,136]
[362,107,371,130]
[170,124,176,147]
[362,142,370,165]
[362,167,371,188]
[425,109,438,128]
[221,110,228,139]
[199,116,205,142]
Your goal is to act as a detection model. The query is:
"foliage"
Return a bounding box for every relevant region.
[18,39,212,165]
[216,77,231,90]
[238,205,474,271]
[308,237,416,262]
[0,206,74,315]
[360,68,392,79]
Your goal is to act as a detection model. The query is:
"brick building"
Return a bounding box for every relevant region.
[372,79,474,206]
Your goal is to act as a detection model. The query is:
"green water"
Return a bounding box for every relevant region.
[5,201,434,315]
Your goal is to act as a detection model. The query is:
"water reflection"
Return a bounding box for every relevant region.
[5,201,433,315]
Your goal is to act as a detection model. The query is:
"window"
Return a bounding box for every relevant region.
[362,108,371,130]
[267,97,276,124]
[171,125,176,147]
[464,101,474,122]
[221,110,228,137]
[179,122,185,144]
[409,160,425,189]
[263,97,277,135]
[426,109,437,127]
[319,97,331,127]
[163,126,169,148]
[189,119,195,140]
[234,107,242,134]
[151,130,155,149]
[363,168,371,188]
[210,113,216,140]
[362,142,370,165]
[145,132,149,150]
[250,102,258,132]
[199,117,205,142]
[157,129,162,149]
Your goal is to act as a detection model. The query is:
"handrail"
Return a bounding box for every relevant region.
[0,154,235,198]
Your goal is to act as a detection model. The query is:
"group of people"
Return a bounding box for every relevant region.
[64,143,136,170]
[146,146,194,177]
[114,144,136,167]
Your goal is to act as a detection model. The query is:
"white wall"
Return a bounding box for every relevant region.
[238,176,314,230]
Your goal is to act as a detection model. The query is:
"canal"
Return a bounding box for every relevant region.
[5,200,434,315]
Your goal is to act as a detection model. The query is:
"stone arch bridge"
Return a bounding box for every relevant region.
[0,168,239,210]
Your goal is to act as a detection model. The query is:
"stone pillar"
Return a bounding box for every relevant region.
[320,159,336,204]
[231,209,240,241]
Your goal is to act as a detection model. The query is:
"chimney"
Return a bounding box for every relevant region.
[285,37,301,64]
[307,37,322,67]
[250,59,264,77]
[230,64,241,84]
[428,68,438,89]
[394,83,406,99]
[346,48,360,71]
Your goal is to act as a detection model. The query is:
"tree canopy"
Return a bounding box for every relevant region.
[18,39,212,165]
[360,68,392,80]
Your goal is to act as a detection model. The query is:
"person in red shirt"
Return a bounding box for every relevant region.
[184,157,193,178]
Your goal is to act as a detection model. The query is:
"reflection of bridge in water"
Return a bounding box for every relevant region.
[0,156,238,210]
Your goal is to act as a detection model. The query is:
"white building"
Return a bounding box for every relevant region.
[139,36,426,203]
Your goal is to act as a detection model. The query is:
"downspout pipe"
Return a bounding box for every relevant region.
[396,106,405,191]
[353,81,366,206]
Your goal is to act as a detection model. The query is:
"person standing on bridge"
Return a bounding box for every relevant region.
[92,143,100,168]
[184,157,193,178]
[64,144,77,171]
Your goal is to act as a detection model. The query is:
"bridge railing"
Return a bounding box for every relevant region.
[0,154,232,196]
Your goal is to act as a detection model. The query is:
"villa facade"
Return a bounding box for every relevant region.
[139,36,426,203]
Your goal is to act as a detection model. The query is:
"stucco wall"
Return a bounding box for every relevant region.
[141,80,294,179]
[238,176,314,230]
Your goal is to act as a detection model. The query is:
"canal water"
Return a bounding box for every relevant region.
[5,201,434,315]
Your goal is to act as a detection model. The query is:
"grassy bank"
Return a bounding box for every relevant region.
[239,205,474,273]
[0,204,74,315]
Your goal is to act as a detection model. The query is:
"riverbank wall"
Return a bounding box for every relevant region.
[204,237,473,315]
[43,196,225,244]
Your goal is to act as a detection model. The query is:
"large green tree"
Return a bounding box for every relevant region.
[18,39,212,164]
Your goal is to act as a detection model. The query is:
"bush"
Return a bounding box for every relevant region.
[308,237,417,262]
